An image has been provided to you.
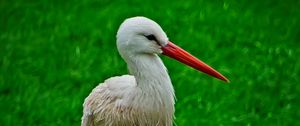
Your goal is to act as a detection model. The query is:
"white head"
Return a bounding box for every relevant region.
[116,17,168,56]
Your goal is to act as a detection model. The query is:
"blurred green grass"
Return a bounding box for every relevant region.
[1,0,300,125]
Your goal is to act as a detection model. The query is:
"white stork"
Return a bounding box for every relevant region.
[81,16,229,126]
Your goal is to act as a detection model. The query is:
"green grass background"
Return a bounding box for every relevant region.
[1,0,300,125]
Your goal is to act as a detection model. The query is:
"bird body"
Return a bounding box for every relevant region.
[81,17,228,126]
[82,55,174,126]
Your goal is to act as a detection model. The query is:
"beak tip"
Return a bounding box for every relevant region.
[225,79,230,83]
[216,74,229,83]
[222,77,230,83]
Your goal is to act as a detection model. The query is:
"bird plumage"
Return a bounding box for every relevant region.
[82,55,175,126]
[82,17,175,126]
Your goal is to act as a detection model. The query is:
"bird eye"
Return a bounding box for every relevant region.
[145,34,158,41]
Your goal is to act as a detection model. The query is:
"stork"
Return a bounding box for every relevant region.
[81,17,229,126]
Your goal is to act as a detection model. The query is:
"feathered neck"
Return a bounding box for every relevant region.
[123,53,175,125]
[125,54,173,91]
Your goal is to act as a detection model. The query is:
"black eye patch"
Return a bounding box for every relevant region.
[145,34,158,41]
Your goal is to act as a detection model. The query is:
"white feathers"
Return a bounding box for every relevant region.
[82,17,175,126]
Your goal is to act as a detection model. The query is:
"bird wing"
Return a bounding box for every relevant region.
[81,75,136,126]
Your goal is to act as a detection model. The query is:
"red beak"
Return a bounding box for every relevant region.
[162,41,229,83]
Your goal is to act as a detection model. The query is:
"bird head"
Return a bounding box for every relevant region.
[116,16,229,82]
[117,16,168,55]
